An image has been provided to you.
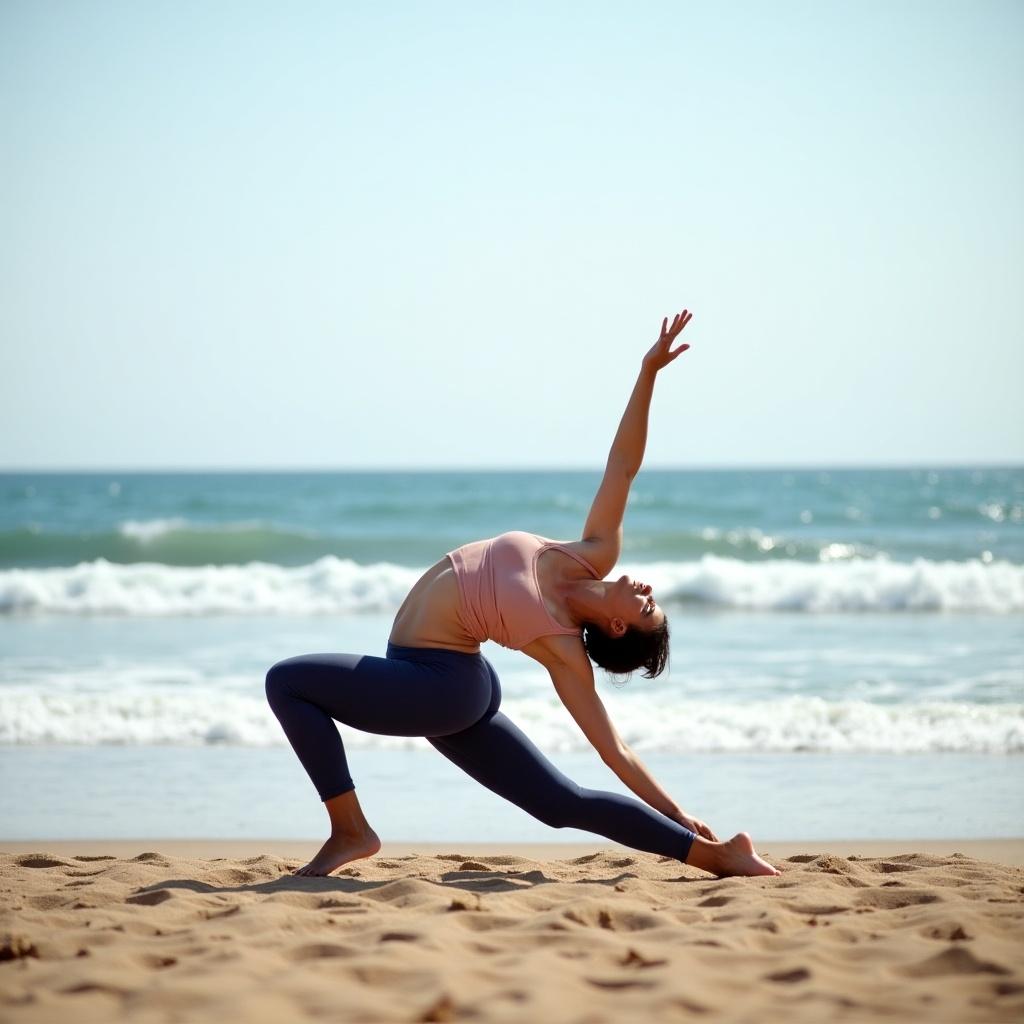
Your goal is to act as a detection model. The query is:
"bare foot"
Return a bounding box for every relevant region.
[293,830,382,877]
[713,832,780,877]
[685,831,780,877]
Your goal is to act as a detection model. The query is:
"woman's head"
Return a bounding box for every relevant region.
[582,574,670,681]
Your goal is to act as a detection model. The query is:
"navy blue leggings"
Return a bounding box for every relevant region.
[265,641,695,863]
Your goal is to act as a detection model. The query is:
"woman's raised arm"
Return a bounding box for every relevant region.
[580,309,693,570]
[605,309,693,477]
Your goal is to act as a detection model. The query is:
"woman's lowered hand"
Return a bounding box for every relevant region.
[671,807,718,842]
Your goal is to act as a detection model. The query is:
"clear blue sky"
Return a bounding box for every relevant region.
[2,0,1021,470]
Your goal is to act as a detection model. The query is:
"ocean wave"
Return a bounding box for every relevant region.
[0,554,1021,617]
[0,556,417,616]
[664,553,1024,613]
[0,519,870,569]
[0,519,334,568]
[0,687,1019,753]
[118,517,192,542]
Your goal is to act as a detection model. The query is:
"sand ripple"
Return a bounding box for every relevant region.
[0,848,1022,1022]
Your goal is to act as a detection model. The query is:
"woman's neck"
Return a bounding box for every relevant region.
[555,577,609,628]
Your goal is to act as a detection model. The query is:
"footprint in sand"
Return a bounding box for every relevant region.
[586,977,657,991]
[0,934,39,961]
[765,967,812,984]
[27,894,70,910]
[619,948,667,968]
[137,953,177,969]
[15,855,68,869]
[286,942,358,961]
[872,860,923,874]
[855,889,941,911]
[563,906,661,932]
[697,895,733,908]
[61,981,130,997]
[780,901,851,916]
[922,922,971,941]
[125,889,174,906]
[897,947,1011,978]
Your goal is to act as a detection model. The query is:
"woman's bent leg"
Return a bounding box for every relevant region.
[266,645,494,877]
[265,649,492,802]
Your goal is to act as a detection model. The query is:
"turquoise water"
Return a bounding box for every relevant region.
[1,467,1021,839]
[3,467,1023,569]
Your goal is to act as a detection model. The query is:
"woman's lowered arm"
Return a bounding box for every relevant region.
[544,647,719,842]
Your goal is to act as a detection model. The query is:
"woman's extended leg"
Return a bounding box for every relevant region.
[429,659,779,877]
[426,658,698,863]
[265,645,493,875]
[429,710,698,863]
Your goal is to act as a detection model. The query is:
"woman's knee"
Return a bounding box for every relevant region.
[533,786,590,830]
[264,660,295,704]
[532,800,577,830]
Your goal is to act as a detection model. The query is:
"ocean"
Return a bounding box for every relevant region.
[1,467,1021,842]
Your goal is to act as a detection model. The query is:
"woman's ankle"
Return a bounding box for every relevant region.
[324,788,373,838]
[683,835,721,874]
[329,825,377,842]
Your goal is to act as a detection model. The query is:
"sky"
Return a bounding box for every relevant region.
[1,0,1022,471]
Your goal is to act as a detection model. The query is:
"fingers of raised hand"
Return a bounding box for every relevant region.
[662,309,691,341]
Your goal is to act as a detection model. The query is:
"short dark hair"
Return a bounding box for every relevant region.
[582,616,670,685]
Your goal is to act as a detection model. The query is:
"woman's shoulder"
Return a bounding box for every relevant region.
[548,538,612,579]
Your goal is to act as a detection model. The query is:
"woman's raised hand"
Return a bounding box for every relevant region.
[642,309,693,373]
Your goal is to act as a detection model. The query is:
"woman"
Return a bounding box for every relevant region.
[266,309,780,879]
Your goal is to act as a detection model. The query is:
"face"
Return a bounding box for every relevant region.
[611,574,666,633]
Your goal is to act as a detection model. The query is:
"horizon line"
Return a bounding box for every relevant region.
[1,461,1021,474]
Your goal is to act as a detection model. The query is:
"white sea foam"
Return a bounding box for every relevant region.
[0,686,1019,753]
[656,554,1024,613]
[0,557,418,616]
[0,554,1021,616]
[118,518,191,542]
[118,517,312,544]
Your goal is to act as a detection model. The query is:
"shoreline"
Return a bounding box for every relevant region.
[3,836,1023,866]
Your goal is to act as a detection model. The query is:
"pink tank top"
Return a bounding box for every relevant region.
[445,531,603,651]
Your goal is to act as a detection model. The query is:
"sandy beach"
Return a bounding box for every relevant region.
[2,839,1021,1022]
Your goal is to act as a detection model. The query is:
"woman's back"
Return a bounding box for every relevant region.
[387,555,479,652]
